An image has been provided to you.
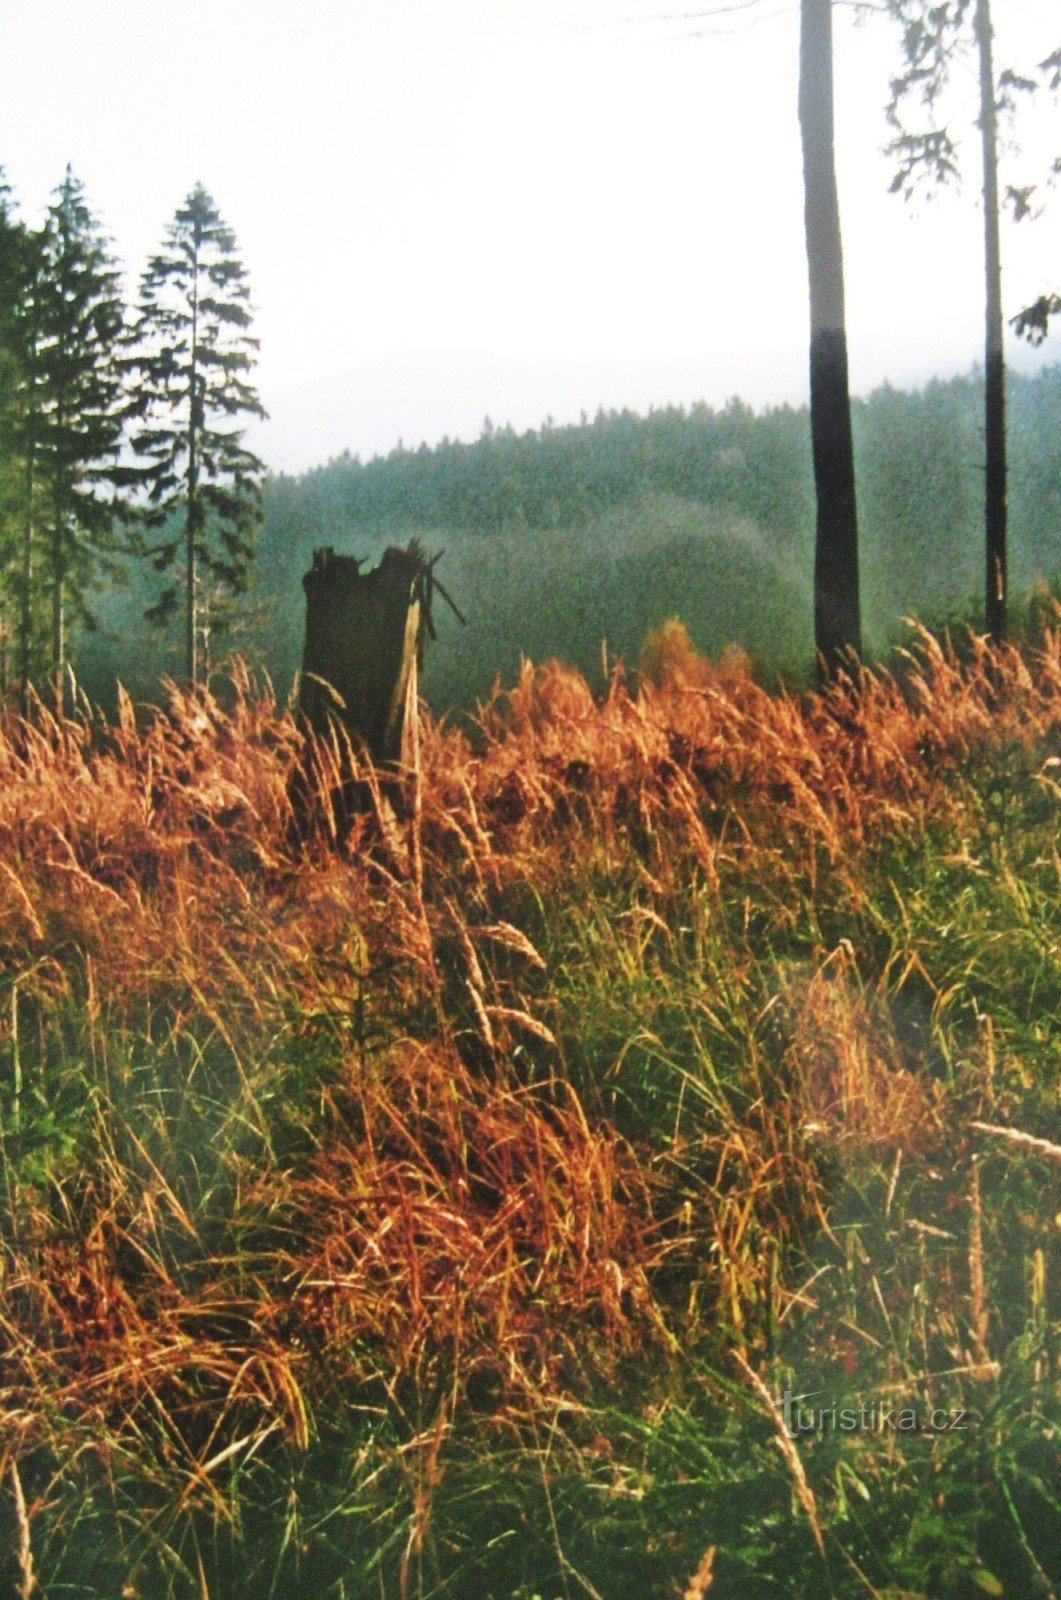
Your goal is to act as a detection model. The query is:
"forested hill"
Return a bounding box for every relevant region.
[273,393,811,538]
[80,366,1061,710]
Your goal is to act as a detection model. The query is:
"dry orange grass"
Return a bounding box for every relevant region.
[0,614,1058,1498]
[272,1043,661,1396]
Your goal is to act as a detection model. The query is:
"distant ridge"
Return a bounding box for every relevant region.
[249,335,1059,476]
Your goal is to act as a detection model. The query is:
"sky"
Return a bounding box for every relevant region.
[1,0,1058,472]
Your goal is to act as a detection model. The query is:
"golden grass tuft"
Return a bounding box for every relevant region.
[0,610,1057,1588]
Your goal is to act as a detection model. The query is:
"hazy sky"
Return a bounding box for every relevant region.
[1,0,1058,470]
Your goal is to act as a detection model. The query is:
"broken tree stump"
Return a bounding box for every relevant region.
[299,542,431,768]
[293,540,464,849]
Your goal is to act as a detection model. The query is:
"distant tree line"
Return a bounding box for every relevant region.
[275,399,813,541]
[0,165,264,703]
[264,371,1060,561]
[198,367,1055,716]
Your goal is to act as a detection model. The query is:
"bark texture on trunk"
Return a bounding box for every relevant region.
[19,443,34,709]
[186,460,198,686]
[975,0,1007,641]
[299,543,426,767]
[186,255,200,686]
[799,0,862,678]
[51,516,65,716]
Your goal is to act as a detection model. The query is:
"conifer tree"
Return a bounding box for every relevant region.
[0,170,24,686]
[124,184,266,684]
[0,170,102,699]
[0,171,44,693]
[36,167,126,695]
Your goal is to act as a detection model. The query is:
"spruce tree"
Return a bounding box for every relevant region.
[0,172,59,698]
[0,170,24,686]
[124,184,266,684]
[37,167,126,696]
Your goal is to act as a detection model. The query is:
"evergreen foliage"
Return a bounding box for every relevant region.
[0,170,49,692]
[35,166,127,691]
[0,169,25,685]
[123,183,266,683]
[218,371,1056,715]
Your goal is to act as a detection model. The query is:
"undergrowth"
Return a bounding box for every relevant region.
[0,621,1058,1599]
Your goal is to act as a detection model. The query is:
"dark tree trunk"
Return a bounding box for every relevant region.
[51,512,65,716]
[799,0,862,680]
[186,254,200,686]
[975,0,1007,641]
[299,544,426,768]
[19,439,34,710]
[186,438,199,686]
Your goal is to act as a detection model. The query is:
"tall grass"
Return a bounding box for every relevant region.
[0,619,1058,1598]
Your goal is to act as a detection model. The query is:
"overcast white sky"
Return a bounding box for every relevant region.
[1,0,1058,470]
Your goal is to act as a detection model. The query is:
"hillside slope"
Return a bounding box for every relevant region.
[73,367,1061,711]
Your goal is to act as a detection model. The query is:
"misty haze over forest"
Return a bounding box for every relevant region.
[72,364,1061,711]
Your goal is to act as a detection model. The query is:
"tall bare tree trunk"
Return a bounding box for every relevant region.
[51,512,65,716]
[186,262,200,686]
[186,429,198,687]
[799,0,862,680]
[975,0,1006,641]
[19,440,34,710]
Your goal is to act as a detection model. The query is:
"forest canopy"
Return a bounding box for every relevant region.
[75,363,1061,711]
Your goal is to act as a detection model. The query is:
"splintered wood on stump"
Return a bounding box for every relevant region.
[299,543,426,767]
